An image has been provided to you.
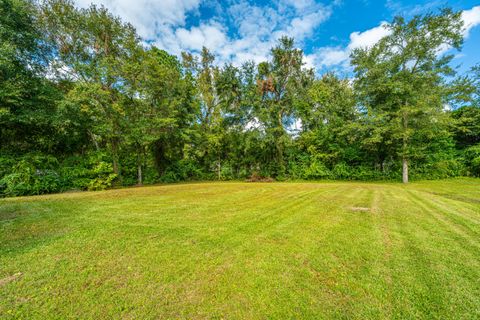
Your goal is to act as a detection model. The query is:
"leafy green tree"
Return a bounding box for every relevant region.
[0,0,62,154]
[256,37,313,177]
[298,73,359,168]
[181,48,226,178]
[471,64,480,106]
[2,0,479,197]
[41,0,141,181]
[452,106,480,149]
[123,47,193,184]
[351,8,464,183]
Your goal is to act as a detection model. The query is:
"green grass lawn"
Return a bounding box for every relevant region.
[1,179,479,319]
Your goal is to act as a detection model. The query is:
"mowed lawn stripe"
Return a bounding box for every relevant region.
[405,191,480,251]
[383,188,480,319]
[413,188,480,226]
[1,179,479,319]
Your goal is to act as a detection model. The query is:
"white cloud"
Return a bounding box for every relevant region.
[305,47,348,70]
[175,22,227,51]
[74,0,334,68]
[309,5,480,71]
[209,0,333,67]
[74,0,201,40]
[72,1,480,73]
[288,10,331,39]
[307,21,390,70]
[462,6,480,37]
[347,22,390,51]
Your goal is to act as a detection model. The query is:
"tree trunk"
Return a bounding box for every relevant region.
[137,163,143,185]
[111,138,122,185]
[112,150,120,176]
[275,110,285,177]
[88,130,100,151]
[402,156,408,184]
[112,156,119,175]
[137,146,143,185]
[402,110,409,184]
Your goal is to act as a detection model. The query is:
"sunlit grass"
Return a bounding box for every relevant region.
[1,179,479,319]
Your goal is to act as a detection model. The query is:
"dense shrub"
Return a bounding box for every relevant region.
[302,159,332,180]
[332,163,351,179]
[61,152,117,191]
[218,163,235,181]
[0,152,121,197]
[414,160,464,179]
[0,156,16,178]
[289,157,398,181]
[160,159,206,183]
[0,149,472,197]
[464,145,480,177]
[0,154,62,196]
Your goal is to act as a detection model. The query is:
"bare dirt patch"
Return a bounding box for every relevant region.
[245,172,274,182]
[0,272,22,287]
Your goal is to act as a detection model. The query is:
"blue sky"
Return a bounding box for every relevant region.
[74,0,480,74]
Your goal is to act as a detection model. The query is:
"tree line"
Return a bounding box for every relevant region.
[1,0,479,196]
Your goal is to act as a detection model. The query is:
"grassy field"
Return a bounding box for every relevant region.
[1,179,479,319]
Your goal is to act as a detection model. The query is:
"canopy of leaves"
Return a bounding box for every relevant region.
[0,2,477,195]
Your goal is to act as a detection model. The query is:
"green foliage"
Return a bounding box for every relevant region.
[332,163,351,180]
[0,0,62,154]
[463,144,480,177]
[61,153,117,191]
[159,159,205,183]
[85,162,117,191]
[302,158,332,180]
[451,106,480,148]
[0,3,478,197]
[0,154,62,196]
[351,8,464,183]
[410,160,464,180]
[0,153,120,196]
[254,37,314,177]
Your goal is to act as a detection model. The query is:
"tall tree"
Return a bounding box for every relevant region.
[0,0,61,154]
[298,73,358,166]
[182,47,226,178]
[351,9,464,183]
[123,47,195,184]
[256,37,313,177]
[41,0,141,181]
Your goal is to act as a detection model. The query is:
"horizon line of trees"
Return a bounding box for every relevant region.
[1,0,480,196]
